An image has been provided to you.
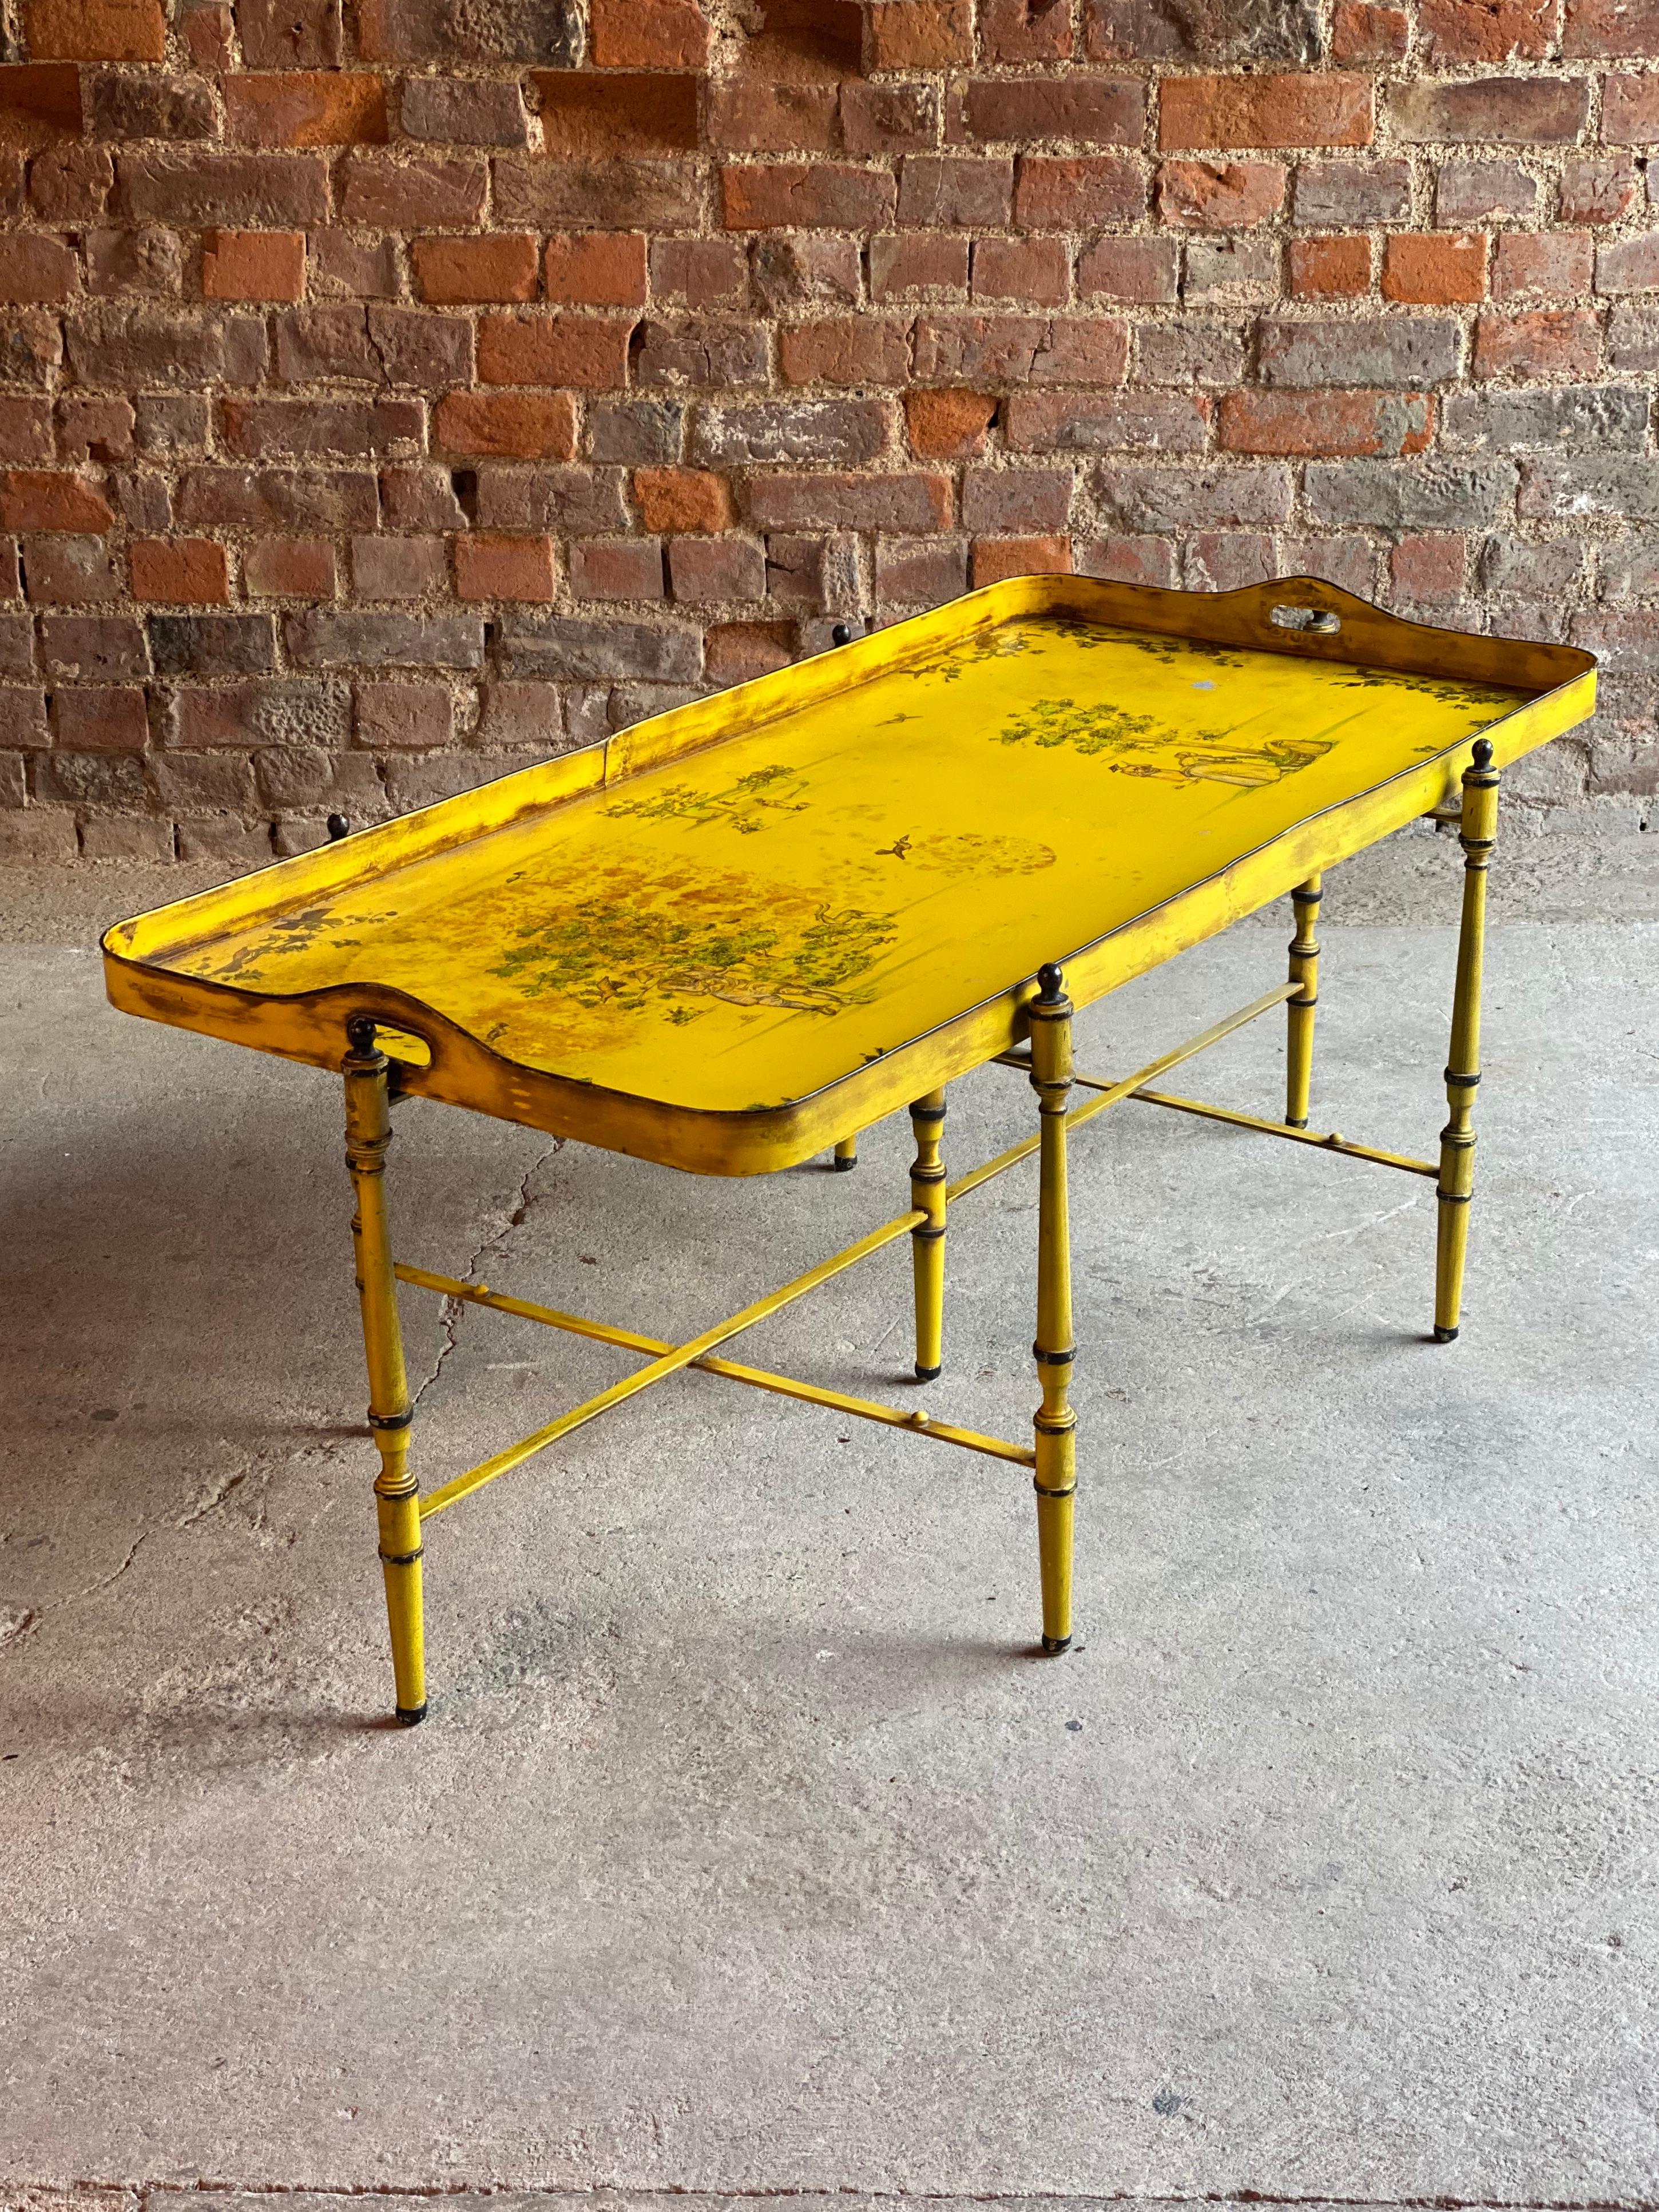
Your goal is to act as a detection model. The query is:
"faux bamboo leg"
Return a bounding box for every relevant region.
[834,1135,859,1172]
[343,1019,427,1725]
[1285,873,1323,1129]
[1028,966,1076,1655]
[908,1090,947,1381]
[1434,740,1500,1343]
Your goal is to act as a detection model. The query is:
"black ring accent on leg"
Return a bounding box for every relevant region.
[1031,1343,1075,1365]
[911,1223,946,1243]
[914,1362,942,1381]
[395,1702,428,1726]
[370,1407,414,1431]
[1285,1117,1309,1130]
[1443,1069,1481,1089]
[378,1544,424,1566]
[1436,1190,1473,1206]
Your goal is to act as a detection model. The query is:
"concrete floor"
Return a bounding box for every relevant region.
[2,833,1658,2198]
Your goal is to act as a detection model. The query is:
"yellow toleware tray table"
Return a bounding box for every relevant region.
[103,575,1597,1724]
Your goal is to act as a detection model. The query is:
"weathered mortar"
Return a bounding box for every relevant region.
[0,0,1654,865]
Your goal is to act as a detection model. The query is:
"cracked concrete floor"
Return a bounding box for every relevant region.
[2,837,1658,2199]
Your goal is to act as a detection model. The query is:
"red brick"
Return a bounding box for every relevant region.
[906,389,997,458]
[569,538,664,601]
[1382,233,1487,303]
[1330,1,1409,56]
[590,0,708,66]
[25,0,163,60]
[705,619,793,683]
[476,314,633,388]
[57,398,132,462]
[1559,154,1640,219]
[1289,235,1371,296]
[1602,72,1659,139]
[971,535,1071,586]
[1494,230,1594,299]
[1157,158,1285,229]
[0,397,51,462]
[737,0,862,81]
[971,237,1069,305]
[338,154,485,227]
[24,534,121,602]
[778,317,911,384]
[708,80,838,156]
[746,472,952,530]
[1565,0,1659,51]
[963,78,1141,145]
[542,233,648,308]
[875,535,966,605]
[534,72,699,157]
[0,66,83,149]
[225,72,388,147]
[871,235,969,297]
[720,162,897,230]
[350,534,444,598]
[897,156,1014,227]
[1391,532,1465,601]
[1421,0,1556,58]
[355,682,453,749]
[202,230,305,301]
[844,81,941,157]
[980,0,1073,61]
[412,235,538,305]
[668,535,765,601]
[0,234,76,303]
[185,3,234,67]
[1076,535,1177,586]
[244,537,335,595]
[1472,308,1602,378]
[870,0,971,66]
[28,144,109,221]
[634,467,735,533]
[1013,154,1141,229]
[54,683,147,749]
[1078,237,1177,302]
[455,531,557,602]
[1160,74,1372,150]
[1217,389,1432,456]
[131,537,231,603]
[650,237,747,308]
[433,391,579,458]
[0,470,111,530]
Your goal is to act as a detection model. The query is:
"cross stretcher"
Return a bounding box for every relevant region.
[102,575,1597,1723]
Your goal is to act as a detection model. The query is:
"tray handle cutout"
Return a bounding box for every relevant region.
[1269,603,1342,636]
[347,1014,433,1069]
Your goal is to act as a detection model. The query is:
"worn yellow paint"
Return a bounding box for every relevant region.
[104,577,1594,1180]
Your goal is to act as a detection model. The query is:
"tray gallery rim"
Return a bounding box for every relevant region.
[102,573,1597,1176]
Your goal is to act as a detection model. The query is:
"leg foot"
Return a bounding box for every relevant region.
[833,1135,858,1171]
[1434,1324,1459,1344]
[914,1361,941,1382]
[396,1702,428,1726]
[1041,1633,1071,1656]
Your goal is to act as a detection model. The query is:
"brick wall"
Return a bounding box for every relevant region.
[0,0,1652,865]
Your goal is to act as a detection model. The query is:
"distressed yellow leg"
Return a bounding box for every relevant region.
[1435,740,1501,1344]
[343,1019,427,1725]
[1028,966,1076,1655]
[833,1134,859,1172]
[1285,872,1322,1129]
[908,1089,947,1381]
